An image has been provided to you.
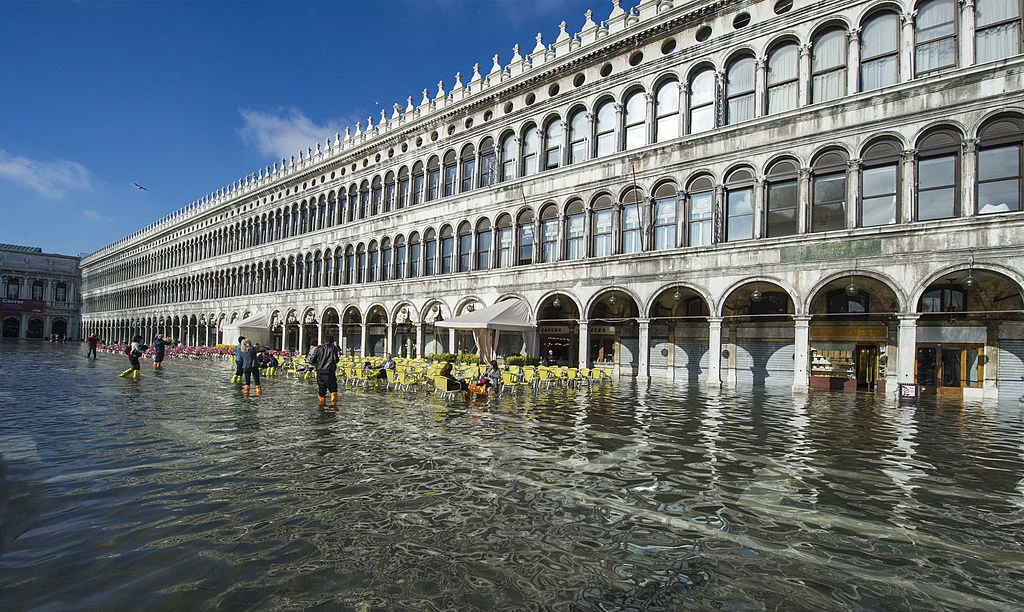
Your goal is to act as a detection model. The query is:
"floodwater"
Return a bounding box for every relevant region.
[1,341,1023,611]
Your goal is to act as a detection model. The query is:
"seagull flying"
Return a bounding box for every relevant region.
[134,183,148,191]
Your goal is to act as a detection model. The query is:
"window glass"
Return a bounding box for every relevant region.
[861,12,899,90]
[444,161,457,197]
[767,43,799,114]
[812,171,847,232]
[812,28,847,103]
[976,0,1021,63]
[593,209,613,257]
[545,119,562,169]
[689,70,715,133]
[569,110,588,164]
[500,135,516,181]
[395,244,407,280]
[916,0,957,74]
[726,57,755,124]
[688,191,713,246]
[542,218,558,262]
[441,235,455,274]
[654,196,676,250]
[522,126,539,176]
[766,162,798,237]
[622,205,642,253]
[567,213,585,259]
[458,233,472,271]
[861,165,897,226]
[624,91,647,150]
[978,145,1021,213]
[424,238,436,276]
[918,155,956,219]
[518,224,533,265]
[461,157,475,192]
[655,81,680,142]
[498,227,513,267]
[726,187,754,240]
[409,239,421,278]
[595,102,616,157]
[477,230,492,270]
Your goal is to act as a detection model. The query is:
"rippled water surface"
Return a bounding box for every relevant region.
[2,340,1024,611]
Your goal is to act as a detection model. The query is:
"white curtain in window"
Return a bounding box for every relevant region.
[813,71,845,103]
[977,0,1018,26]
[813,30,846,71]
[862,13,899,57]
[768,81,798,114]
[918,0,956,36]
[977,21,1020,63]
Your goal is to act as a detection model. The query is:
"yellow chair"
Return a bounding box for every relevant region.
[433,376,459,400]
[500,369,528,395]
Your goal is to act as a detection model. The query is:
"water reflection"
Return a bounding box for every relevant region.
[1,340,1024,610]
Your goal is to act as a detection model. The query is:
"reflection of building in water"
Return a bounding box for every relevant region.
[1,244,81,340]
[79,1,1024,399]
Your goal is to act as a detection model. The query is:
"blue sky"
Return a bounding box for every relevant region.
[0,0,609,257]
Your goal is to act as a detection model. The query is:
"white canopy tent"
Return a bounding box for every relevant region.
[221,311,270,347]
[434,299,536,362]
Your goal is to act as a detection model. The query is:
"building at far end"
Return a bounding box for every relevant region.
[79,0,1024,401]
[1,243,81,340]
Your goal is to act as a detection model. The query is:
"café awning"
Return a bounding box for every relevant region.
[434,299,534,331]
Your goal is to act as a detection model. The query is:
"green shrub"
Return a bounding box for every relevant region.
[505,354,526,366]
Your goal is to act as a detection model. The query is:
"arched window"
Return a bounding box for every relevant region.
[521,125,539,176]
[408,232,421,278]
[348,185,358,221]
[977,115,1023,214]
[54,282,67,302]
[916,128,961,220]
[653,182,678,250]
[686,175,715,247]
[595,100,617,157]
[356,244,367,284]
[569,200,585,259]
[31,280,44,300]
[427,156,441,201]
[689,68,716,134]
[976,0,1021,63]
[568,108,588,164]
[861,11,900,91]
[460,144,476,192]
[765,158,800,237]
[767,42,799,114]
[333,247,343,285]
[423,228,437,276]
[496,214,513,267]
[394,235,407,280]
[500,133,516,181]
[443,151,458,197]
[655,79,680,142]
[726,56,756,124]
[344,247,355,285]
[359,180,370,219]
[398,166,410,209]
[372,176,383,216]
[916,0,957,75]
[812,27,847,103]
[591,194,615,257]
[861,139,901,226]
[475,219,492,270]
[384,172,396,213]
[544,118,562,170]
[380,237,392,282]
[517,209,534,265]
[725,168,755,241]
[366,241,378,283]
[540,204,559,262]
[479,137,496,188]
[624,90,647,150]
[456,222,472,272]
[811,149,849,232]
[412,161,426,205]
[282,208,291,239]
[440,225,456,274]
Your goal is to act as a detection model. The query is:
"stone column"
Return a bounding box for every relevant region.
[754,57,767,118]
[753,175,765,239]
[900,11,916,82]
[960,0,976,67]
[360,322,368,358]
[298,325,305,355]
[896,314,920,385]
[798,43,812,106]
[707,317,723,389]
[961,138,979,216]
[638,318,650,382]
[846,158,861,229]
[847,28,861,94]
[792,315,811,393]
[416,323,424,359]
[577,321,590,369]
[726,325,738,388]
[901,149,917,223]
[798,167,812,234]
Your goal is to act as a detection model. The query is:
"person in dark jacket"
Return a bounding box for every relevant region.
[308,338,340,408]
[152,336,167,370]
[240,339,265,397]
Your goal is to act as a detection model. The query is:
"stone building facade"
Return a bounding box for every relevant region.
[1,244,81,340]
[79,0,1024,400]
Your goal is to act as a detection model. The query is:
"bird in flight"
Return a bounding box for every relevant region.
[134,183,148,191]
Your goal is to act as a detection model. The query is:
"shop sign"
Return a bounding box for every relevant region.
[540,325,570,334]
[590,325,616,335]
[0,298,44,313]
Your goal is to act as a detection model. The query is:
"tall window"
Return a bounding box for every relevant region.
[652,183,678,250]
[916,0,957,74]
[521,125,539,176]
[476,219,492,270]
[811,150,849,232]
[621,188,644,254]
[655,80,680,142]
[767,42,799,114]
[384,173,396,213]
[687,176,715,246]
[725,168,755,241]
[359,182,370,219]
[916,128,961,220]
[460,144,476,192]
[380,238,392,282]
[517,210,534,265]
[624,90,647,150]
[356,245,366,284]
[592,195,614,257]
[812,27,847,103]
[398,167,410,209]
[566,200,586,260]
[568,109,588,164]
[55,282,67,302]
[595,101,616,157]
[427,156,441,201]
[861,12,900,91]
[479,138,496,188]
[500,134,516,181]
[726,56,756,124]
[394,235,407,280]
[367,241,378,283]
[443,151,458,197]
[860,139,901,226]
[412,162,425,205]
[496,215,513,267]
[544,118,562,170]
[765,159,799,237]
[424,229,437,276]
[977,116,1023,214]
[31,280,44,300]
[344,247,355,284]
[372,177,383,216]
[540,204,559,262]
[976,0,1021,63]
[689,69,716,134]
[408,232,421,278]
[457,223,472,272]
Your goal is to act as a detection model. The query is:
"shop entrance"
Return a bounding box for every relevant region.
[855,345,879,390]
[916,345,983,398]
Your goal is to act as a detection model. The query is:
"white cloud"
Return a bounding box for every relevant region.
[0,150,93,198]
[238,108,349,160]
[82,208,113,223]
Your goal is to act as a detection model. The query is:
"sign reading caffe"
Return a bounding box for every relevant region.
[1,298,44,313]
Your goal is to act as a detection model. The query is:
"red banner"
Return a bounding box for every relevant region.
[0,298,45,313]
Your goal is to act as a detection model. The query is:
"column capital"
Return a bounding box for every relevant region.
[897,313,921,323]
